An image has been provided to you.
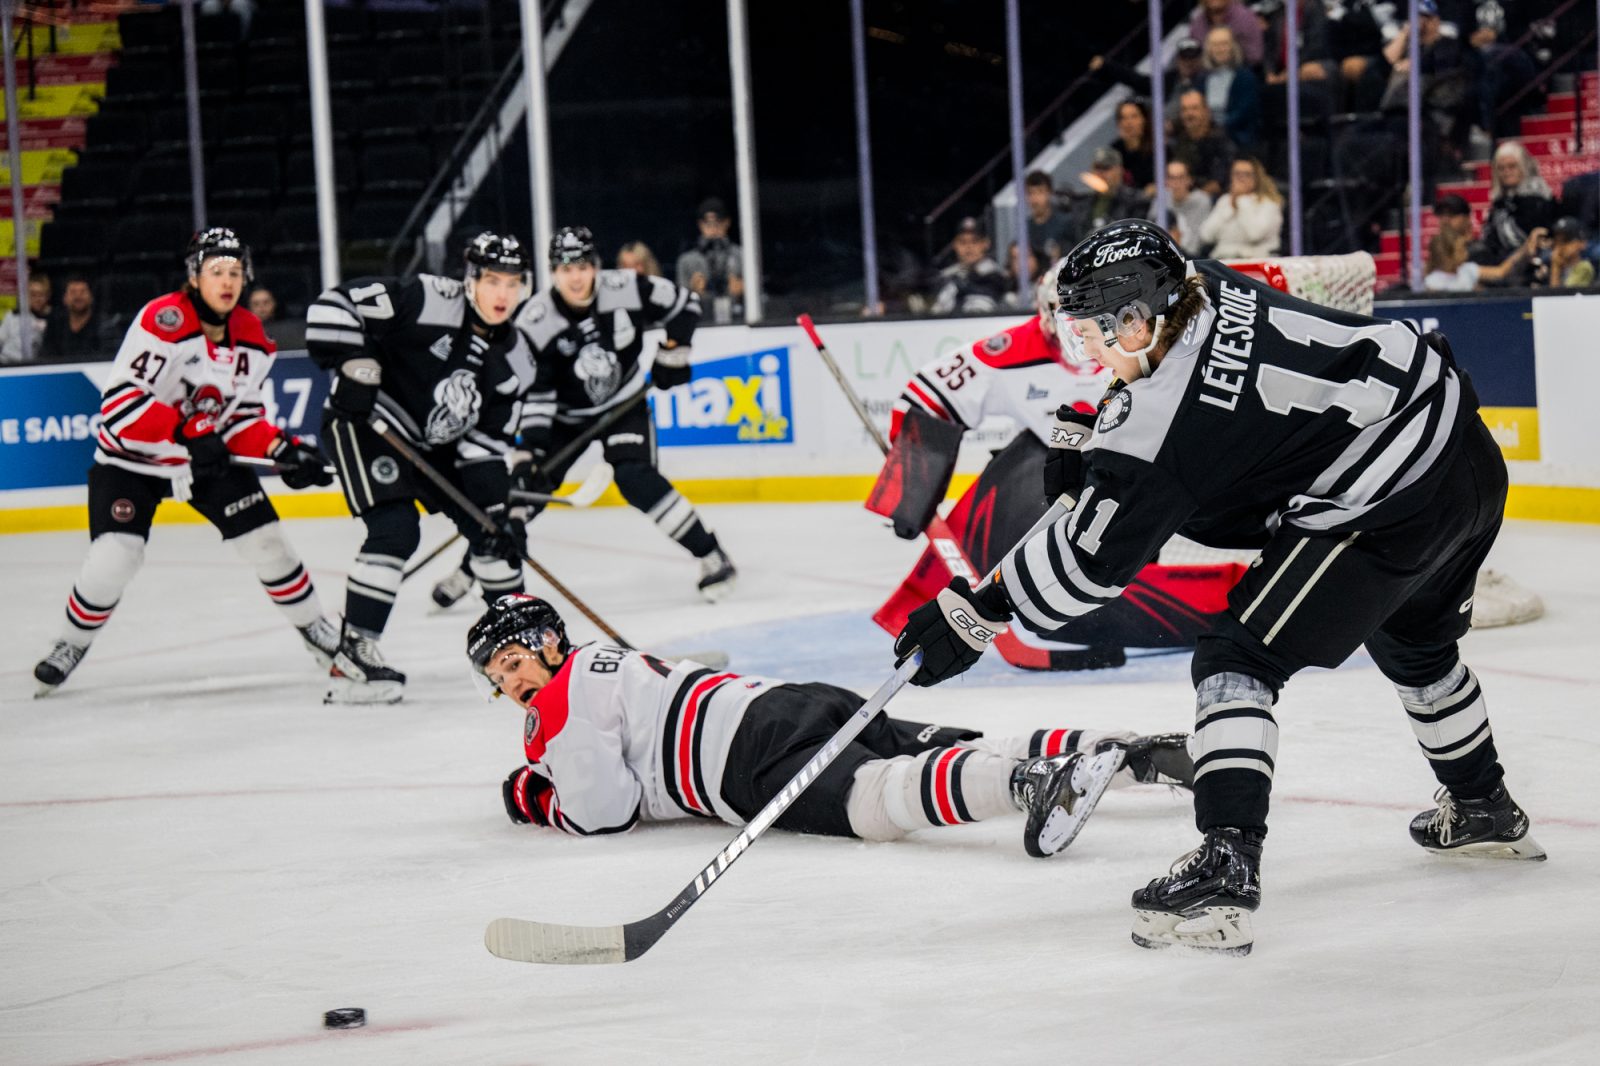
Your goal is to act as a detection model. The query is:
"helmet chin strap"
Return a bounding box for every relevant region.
[1120,314,1164,378]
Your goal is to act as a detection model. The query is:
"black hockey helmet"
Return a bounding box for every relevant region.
[1054,218,1186,363]
[549,225,599,268]
[464,231,531,279]
[467,593,571,676]
[184,227,254,282]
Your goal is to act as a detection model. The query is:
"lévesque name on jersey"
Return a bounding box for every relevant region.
[1199,280,1259,413]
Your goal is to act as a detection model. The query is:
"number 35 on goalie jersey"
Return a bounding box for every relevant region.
[1001,260,1472,634]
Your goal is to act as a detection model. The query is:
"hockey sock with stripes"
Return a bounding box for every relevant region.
[228,523,325,629]
[1190,672,1279,833]
[469,551,524,603]
[58,532,145,648]
[346,551,403,635]
[615,462,719,558]
[1398,661,1503,799]
[962,729,1130,760]
[845,747,1016,841]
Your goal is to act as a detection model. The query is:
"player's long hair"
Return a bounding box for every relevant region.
[1154,274,1210,357]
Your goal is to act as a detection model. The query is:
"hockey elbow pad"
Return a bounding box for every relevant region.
[503,765,552,826]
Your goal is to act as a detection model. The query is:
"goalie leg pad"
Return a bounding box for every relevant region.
[846,747,1016,841]
[60,532,145,645]
[228,523,326,628]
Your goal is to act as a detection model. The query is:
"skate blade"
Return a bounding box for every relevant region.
[34,681,61,699]
[1426,834,1547,861]
[698,575,737,604]
[1131,906,1254,956]
[302,645,336,670]
[323,677,404,705]
[1032,749,1124,857]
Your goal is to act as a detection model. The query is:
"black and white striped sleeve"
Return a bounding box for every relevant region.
[304,286,368,368]
[638,272,701,347]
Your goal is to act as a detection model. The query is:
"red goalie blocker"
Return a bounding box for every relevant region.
[869,431,1248,670]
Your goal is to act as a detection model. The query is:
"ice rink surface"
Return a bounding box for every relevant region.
[3,502,1598,1066]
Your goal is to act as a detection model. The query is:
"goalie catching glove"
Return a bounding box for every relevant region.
[502,765,554,826]
[269,434,334,489]
[1045,402,1097,501]
[651,340,692,390]
[894,575,1014,687]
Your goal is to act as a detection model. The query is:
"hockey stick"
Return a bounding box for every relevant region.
[401,392,647,582]
[228,454,337,475]
[797,313,890,454]
[483,497,1072,966]
[508,459,615,508]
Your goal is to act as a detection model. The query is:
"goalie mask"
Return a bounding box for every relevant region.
[1053,219,1186,375]
[463,231,531,322]
[467,594,571,701]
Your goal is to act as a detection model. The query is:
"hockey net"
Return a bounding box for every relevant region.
[1158,250,1542,629]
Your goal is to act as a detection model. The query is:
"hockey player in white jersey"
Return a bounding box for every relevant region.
[468,595,1192,853]
[894,219,1544,955]
[32,228,339,694]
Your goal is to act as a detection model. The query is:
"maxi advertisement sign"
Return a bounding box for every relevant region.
[651,345,793,447]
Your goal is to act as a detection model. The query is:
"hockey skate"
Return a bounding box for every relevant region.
[1409,784,1546,860]
[1131,827,1263,955]
[1104,732,1195,789]
[1011,748,1124,858]
[697,547,737,603]
[297,617,341,669]
[325,624,406,705]
[431,566,476,610]
[33,640,88,697]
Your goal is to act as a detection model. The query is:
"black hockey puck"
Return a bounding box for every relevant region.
[323,1008,366,1029]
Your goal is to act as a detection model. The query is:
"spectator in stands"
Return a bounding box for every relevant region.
[1149,158,1214,255]
[1189,0,1265,67]
[1065,147,1148,243]
[617,241,663,277]
[1023,170,1075,263]
[1545,217,1597,289]
[1197,156,1283,257]
[1476,141,1558,282]
[1260,0,1338,120]
[1325,0,1396,111]
[1379,0,1474,155]
[1005,242,1046,294]
[0,275,52,365]
[1461,0,1540,139]
[1172,90,1237,197]
[1559,171,1600,235]
[249,285,304,349]
[930,216,1009,315]
[1424,226,1544,292]
[676,197,745,324]
[1434,193,1475,242]
[40,275,112,362]
[1110,99,1157,196]
[1203,26,1263,150]
[1087,38,1206,130]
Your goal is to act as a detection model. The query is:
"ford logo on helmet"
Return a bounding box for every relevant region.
[1091,240,1146,268]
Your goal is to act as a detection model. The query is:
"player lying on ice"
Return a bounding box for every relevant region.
[894,218,1545,956]
[467,594,1192,855]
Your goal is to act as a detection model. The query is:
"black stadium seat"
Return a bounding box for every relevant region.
[265,204,322,256]
[109,214,195,270]
[360,143,432,196]
[284,146,356,196]
[59,160,133,211]
[346,195,415,241]
[38,219,106,271]
[129,158,196,208]
[208,149,283,202]
[104,62,177,102]
[97,272,166,320]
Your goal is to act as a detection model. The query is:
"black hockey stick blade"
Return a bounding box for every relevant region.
[484,652,923,965]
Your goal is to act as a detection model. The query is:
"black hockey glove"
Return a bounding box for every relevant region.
[503,765,553,826]
[269,434,334,490]
[328,357,381,422]
[1044,403,1097,502]
[480,503,527,563]
[508,448,553,503]
[175,384,230,480]
[651,341,692,390]
[893,575,1014,687]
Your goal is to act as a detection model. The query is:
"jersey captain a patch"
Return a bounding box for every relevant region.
[1098,388,1132,432]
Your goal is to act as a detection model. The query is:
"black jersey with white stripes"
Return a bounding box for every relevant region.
[304,273,536,461]
[514,269,699,450]
[1000,259,1473,635]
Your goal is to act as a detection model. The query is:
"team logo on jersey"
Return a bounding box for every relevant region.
[524,709,541,744]
[110,498,135,523]
[1098,389,1132,432]
[1026,383,1049,401]
[427,275,464,299]
[371,456,400,484]
[575,343,621,405]
[557,337,577,356]
[154,306,184,331]
[428,335,453,361]
[601,271,629,291]
[983,333,1012,355]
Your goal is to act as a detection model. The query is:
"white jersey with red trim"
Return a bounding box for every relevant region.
[96,291,279,481]
[519,644,782,835]
[890,316,1109,444]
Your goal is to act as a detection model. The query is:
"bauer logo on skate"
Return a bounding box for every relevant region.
[652,346,793,446]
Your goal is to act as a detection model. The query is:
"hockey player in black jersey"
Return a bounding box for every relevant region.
[894,219,1544,955]
[431,226,736,609]
[306,233,538,704]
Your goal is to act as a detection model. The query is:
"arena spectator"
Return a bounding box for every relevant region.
[1423,226,1543,291]
[1379,0,1474,154]
[1087,38,1206,130]
[1475,141,1558,282]
[0,275,51,365]
[1065,147,1148,243]
[1172,90,1237,197]
[1023,170,1075,263]
[1203,26,1263,150]
[1325,0,1397,111]
[1461,0,1541,139]
[1559,171,1600,233]
[676,197,745,323]
[930,217,1009,315]
[40,275,113,362]
[1197,156,1283,257]
[1005,242,1046,297]
[616,240,663,277]
[1149,158,1214,255]
[1110,99,1157,195]
[1260,0,1339,120]
[1545,217,1596,289]
[249,285,304,349]
[1433,193,1475,242]
[1188,0,1264,67]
